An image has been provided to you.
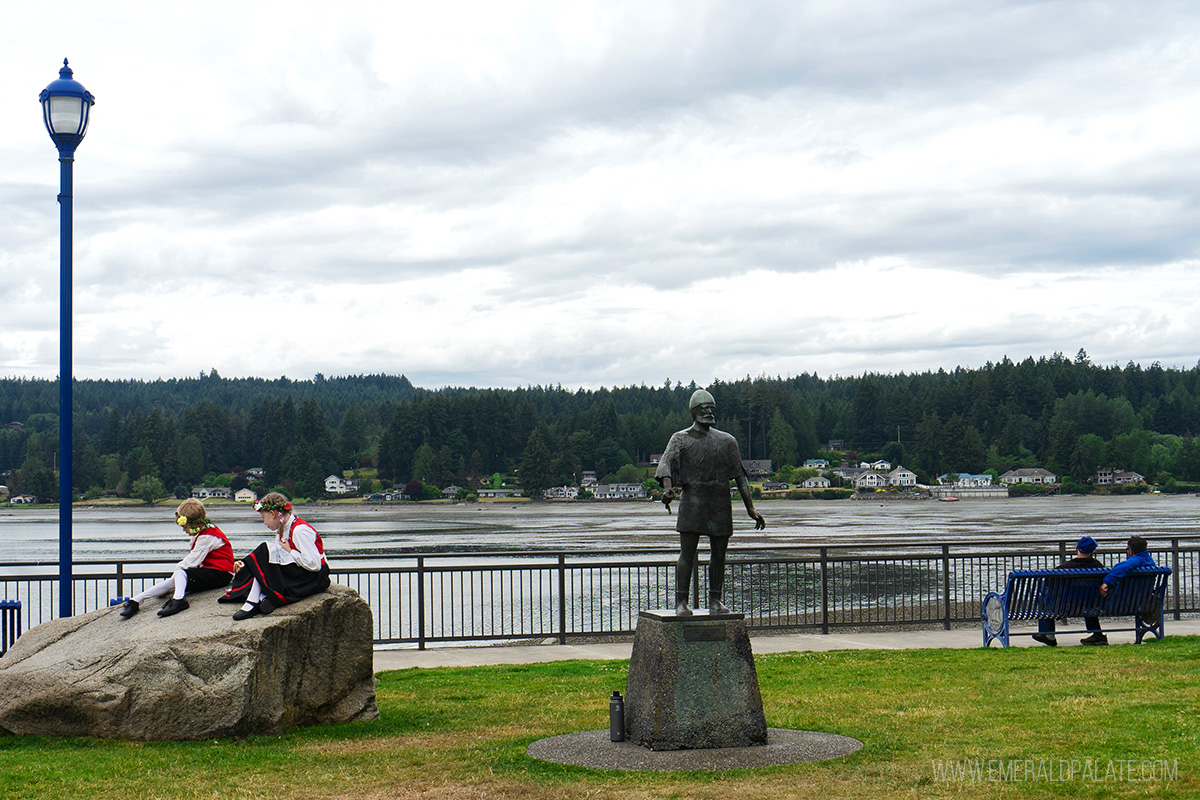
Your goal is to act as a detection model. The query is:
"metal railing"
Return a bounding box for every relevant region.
[1,539,1197,649]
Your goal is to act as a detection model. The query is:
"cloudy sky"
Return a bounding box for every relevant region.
[3,1,1199,390]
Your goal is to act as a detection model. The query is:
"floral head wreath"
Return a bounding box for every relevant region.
[176,515,213,533]
[254,499,292,513]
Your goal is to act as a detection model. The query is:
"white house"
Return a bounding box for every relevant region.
[591,483,647,499]
[861,460,892,471]
[543,486,580,499]
[999,468,1058,485]
[887,467,918,487]
[234,488,258,503]
[803,458,830,469]
[854,472,888,490]
[442,484,462,498]
[938,473,993,487]
[479,487,521,498]
[803,476,831,489]
[324,475,360,494]
[191,486,230,500]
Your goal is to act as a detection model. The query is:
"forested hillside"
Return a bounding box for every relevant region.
[3,350,1200,500]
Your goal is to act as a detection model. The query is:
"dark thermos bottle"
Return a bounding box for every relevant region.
[609,691,625,742]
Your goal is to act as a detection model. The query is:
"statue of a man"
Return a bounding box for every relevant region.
[655,389,765,615]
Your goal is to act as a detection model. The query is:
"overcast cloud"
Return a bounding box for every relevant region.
[3,1,1199,389]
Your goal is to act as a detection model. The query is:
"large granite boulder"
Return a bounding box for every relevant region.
[0,584,378,740]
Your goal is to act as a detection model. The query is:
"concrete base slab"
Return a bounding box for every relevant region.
[527,728,863,771]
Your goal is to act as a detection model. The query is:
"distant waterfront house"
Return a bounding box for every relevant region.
[803,476,831,489]
[832,466,869,482]
[803,458,830,469]
[742,460,772,479]
[580,471,598,486]
[1097,468,1145,486]
[191,486,231,500]
[543,485,580,500]
[591,483,647,500]
[861,460,892,472]
[854,472,888,490]
[9,495,36,504]
[762,482,789,491]
[826,440,845,451]
[886,467,917,487]
[234,488,258,503]
[938,473,993,488]
[366,492,399,502]
[245,467,265,480]
[649,454,662,466]
[442,485,462,498]
[999,468,1058,485]
[479,487,520,498]
[324,475,359,494]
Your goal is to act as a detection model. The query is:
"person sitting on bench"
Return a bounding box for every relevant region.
[1031,536,1106,647]
[1100,536,1156,601]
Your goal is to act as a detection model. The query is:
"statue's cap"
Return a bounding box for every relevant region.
[689,389,716,410]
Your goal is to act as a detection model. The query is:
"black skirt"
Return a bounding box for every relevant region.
[184,566,233,593]
[220,542,330,607]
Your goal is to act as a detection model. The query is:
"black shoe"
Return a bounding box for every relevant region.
[1031,633,1057,647]
[157,597,189,617]
[217,593,240,604]
[232,603,262,621]
[257,597,275,615]
[1080,633,1108,646]
[119,600,140,619]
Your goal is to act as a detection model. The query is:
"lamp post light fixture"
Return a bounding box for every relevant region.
[40,58,95,618]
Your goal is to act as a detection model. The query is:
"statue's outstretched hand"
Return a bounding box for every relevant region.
[750,510,766,530]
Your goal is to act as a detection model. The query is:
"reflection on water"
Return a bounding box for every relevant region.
[0,495,1198,563]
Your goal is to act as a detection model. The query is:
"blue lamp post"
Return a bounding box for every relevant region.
[40,59,95,618]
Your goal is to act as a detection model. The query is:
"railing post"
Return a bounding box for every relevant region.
[416,557,426,651]
[1058,540,1067,563]
[1172,539,1181,621]
[942,544,952,630]
[115,561,124,600]
[820,547,829,635]
[557,554,567,645]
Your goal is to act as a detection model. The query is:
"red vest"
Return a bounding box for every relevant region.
[285,516,327,564]
[193,526,236,572]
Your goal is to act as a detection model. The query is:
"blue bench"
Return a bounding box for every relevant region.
[982,567,1171,647]
[1,599,21,656]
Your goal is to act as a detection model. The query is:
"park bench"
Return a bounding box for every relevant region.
[1,599,20,656]
[982,567,1171,647]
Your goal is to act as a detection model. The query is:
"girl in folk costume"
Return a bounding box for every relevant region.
[119,499,235,619]
[220,492,330,620]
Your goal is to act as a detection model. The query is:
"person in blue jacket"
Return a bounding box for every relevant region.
[1100,535,1156,601]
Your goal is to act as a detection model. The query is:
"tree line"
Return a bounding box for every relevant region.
[4,350,1200,502]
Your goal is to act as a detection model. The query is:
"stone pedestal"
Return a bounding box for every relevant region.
[624,609,767,751]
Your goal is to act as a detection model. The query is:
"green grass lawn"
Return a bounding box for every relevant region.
[1,637,1197,799]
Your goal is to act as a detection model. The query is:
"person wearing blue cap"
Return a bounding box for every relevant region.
[1031,536,1107,647]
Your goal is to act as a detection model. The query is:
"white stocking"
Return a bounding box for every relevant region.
[241,578,265,612]
[171,567,189,600]
[132,576,175,603]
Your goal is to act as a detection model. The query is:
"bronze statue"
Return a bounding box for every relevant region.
[655,389,765,615]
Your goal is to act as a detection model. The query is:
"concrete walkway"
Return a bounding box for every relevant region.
[373,617,1200,672]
